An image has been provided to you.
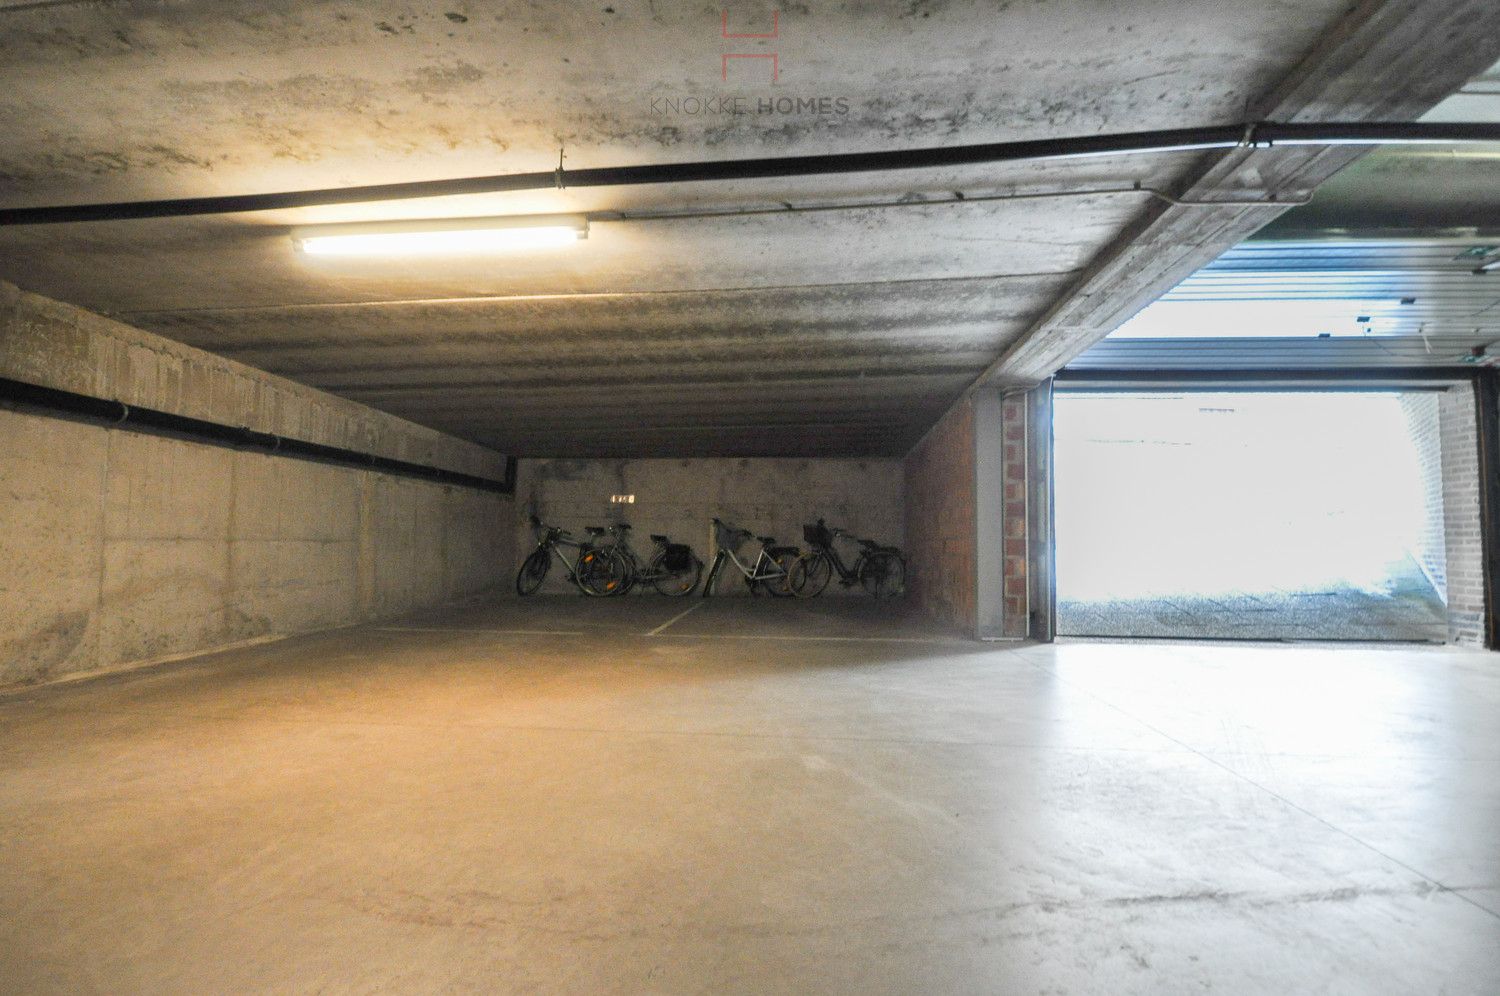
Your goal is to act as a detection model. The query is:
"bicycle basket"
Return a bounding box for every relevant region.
[714,520,746,551]
[803,522,833,547]
[662,543,694,571]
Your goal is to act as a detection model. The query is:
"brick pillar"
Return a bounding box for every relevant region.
[1000,392,1030,638]
[908,382,1055,642]
[1026,382,1055,641]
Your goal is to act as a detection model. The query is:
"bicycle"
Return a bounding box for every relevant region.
[596,522,704,596]
[702,518,800,597]
[515,515,628,596]
[789,518,907,599]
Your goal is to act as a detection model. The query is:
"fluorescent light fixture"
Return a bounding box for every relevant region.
[292,215,587,256]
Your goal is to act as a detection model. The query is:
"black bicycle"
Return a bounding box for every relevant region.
[702,518,799,597]
[789,519,906,599]
[597,522,704,596]
[516,515,628,596]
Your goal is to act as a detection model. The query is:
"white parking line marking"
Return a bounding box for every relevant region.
[371,623,969,645]
[374,627,588,636]
[646,602,706,636]
[655,633,969,645]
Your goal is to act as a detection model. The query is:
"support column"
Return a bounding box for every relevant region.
[998,392,1029,639]
[1026,381,1056,642]
[1469,375,1498,647]
[984,384,1056,641]
[974,389,1006,639]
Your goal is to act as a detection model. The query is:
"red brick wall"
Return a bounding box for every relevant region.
[904,395,976,634]
[1025,384,1055,641]
[1001,393,1030,638]
[1438,384,1485,646]
[1398,392,1448,598]
[904,386,1053,640]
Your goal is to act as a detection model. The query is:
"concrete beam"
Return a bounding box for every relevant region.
[983,0,1500,386]
[0,280,507,480]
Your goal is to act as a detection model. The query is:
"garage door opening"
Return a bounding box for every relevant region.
[1054,390,1471,642]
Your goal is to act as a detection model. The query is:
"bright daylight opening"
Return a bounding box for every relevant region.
[1055,390,1450,641]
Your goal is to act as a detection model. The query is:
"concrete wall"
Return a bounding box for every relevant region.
[1,283,512,686]
[0,280,505,480]
[2,409,513,686]
[1437,384,1485,646]
[515,458,903,595]
[904,395,977,633]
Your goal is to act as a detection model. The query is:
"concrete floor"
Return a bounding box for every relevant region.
[2,598,1497,994]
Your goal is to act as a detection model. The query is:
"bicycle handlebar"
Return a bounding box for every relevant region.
[530,516,578,543]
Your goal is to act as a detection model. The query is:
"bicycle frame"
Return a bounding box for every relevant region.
[719,543,787,583]
[794,519,907,600]
[704,541,790,596]
[810,539,862,585]
[604,528,678,583]
[532,528,600,583]
[601,529,641,572]
[804,529,871,587]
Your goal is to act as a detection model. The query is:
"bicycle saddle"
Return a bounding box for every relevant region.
[613,522,631,531]
[650,534,668,543]
[757,535,776,545]
[585,526,607,535]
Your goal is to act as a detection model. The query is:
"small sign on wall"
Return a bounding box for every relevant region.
[610,494,636,504]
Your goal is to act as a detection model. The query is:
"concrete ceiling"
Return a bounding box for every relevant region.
[0,0,1465,456]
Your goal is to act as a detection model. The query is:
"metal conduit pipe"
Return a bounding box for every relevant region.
[0,376,516,494]
[2,121,1498,227]
[597,181,1313,226]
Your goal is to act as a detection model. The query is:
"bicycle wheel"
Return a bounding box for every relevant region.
[515,548,551,596]
[576,547,628,597]
[790,551,832,598]
[648,550,703,596]
[611,549,639,596]
[766,549,799,598]
[859,551,905,598]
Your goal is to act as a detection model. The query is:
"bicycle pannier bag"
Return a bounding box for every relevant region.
[663,543,693,571]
